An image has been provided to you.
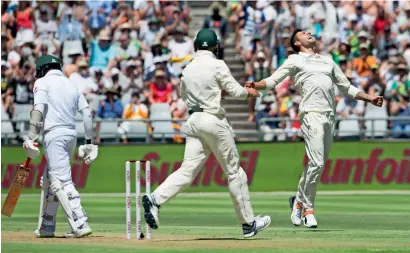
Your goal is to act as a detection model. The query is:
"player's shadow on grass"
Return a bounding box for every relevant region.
[301,229,345,232]
[182,238,268,241]
[159,237,268,242]
[52,235,104,239]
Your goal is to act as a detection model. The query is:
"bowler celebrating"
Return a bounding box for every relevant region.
[23,55,98,238]
[142,29,271,238]
[247,30,383,228]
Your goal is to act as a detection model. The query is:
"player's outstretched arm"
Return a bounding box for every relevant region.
[331,62,384,107]
[355,92,384,107]
[217,61,250,100]
[245,56,297,91]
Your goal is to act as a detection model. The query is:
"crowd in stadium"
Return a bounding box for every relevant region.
[1,0,409,144]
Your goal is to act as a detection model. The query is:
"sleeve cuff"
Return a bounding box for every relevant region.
[240,88,249,100]
[347,86,360,98]
[263,77,275,90]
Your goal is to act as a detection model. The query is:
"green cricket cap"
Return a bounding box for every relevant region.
[35,54,62,72]
[194,29,219,49]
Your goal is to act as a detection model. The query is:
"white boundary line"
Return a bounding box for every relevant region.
[3,190,410,198]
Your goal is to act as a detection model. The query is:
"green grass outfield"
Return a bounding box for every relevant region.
[2,193,410,253]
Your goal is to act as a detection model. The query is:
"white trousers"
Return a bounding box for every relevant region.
[39,130,88,228]
[44,132,77,183]
[296,112,335,209]
[153,112,255,225]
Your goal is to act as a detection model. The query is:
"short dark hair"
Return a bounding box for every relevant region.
[131,92,140,99]
[290,29,303,53]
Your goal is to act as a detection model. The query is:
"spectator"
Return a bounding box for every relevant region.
[170,97,188,143]
[85,0,112,32]
[164,3,189,34]
[203,2,228,59]
[89,30,116,72]
[1,61,13,114]
[247,51,272,122]
[139,17,164,51]
[111,2,135,32]
[114,22,140,48]
[391,102,410,138]
[239,1,259,54]
[134,0,160,22]
[35,8,58,50]
[120,60,146,100]
[15,1,34,46]
[58,6,82,43]
[69,59,99,112]
[34,41,59,58]
[273,31,291,68]
[1,32,9,61]
[144,56,172,85]
[97,89,123,119]
[336,96,365,119]
[168,27,194,76]
[10,62,34,113]
[352,43,378,87]
[388,63,410,112]
[92,69,111,95]
[115,33,139,61]
[142,40,160,72]
[329,41,352,67]
[118,92,149,143]
[294,1,313,31]
[148,70,172,104]
[255,90,279,142]
[168,27,194,58]
[287,96,302,141]
[344,15,360,55]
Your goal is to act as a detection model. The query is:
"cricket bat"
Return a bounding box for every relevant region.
[2,157,32,217]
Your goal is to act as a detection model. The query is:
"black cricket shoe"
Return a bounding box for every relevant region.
[242,215,271,238]
[142,194,160,229]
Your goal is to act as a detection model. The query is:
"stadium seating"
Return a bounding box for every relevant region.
[150,103,175,139]
[99,120,120,141]
[1,107,15,142]
[365,105,388,138]
[125,121,149,140]
[337,115,361,138]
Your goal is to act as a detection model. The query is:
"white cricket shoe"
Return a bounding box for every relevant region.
[242,215,271,238]
[302,211,318,228]
[34,225,55,238]
[289,196,302,226]
[142,194,160,229]
[64,222,93,238]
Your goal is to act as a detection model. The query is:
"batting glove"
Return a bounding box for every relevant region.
[23,139,40,159]
[78,144,99,165]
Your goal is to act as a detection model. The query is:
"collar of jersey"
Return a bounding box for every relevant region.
[195,50,216,58]
[45,69,64,76]
[298,52,321,59]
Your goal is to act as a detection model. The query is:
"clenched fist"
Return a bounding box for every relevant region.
[370,96,384,107]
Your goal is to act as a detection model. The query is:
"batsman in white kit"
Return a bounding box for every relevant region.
[23,55,99,238]
[248,29,384,228]
[142,29,271,238]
